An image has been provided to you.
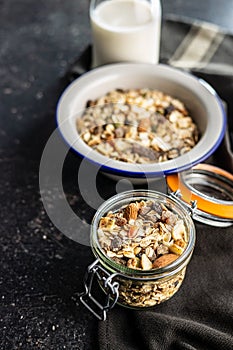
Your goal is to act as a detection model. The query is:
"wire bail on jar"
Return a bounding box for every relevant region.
[169,189,197,217]
[79,259,119,321]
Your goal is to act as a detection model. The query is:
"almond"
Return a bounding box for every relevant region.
[152,254,178,269]
[123,203,138,222]
[128,225,139,238]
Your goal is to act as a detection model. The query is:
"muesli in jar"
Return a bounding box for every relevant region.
[76,88,199,164]
[97,198,189,307]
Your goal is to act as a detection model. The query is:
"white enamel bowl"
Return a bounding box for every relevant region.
[56,63,226,183]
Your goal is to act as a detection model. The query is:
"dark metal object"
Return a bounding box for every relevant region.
[79,259,119,321]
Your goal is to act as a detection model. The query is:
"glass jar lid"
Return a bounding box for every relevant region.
[166,164,233,227]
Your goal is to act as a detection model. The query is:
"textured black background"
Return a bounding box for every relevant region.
[1,1,233,349]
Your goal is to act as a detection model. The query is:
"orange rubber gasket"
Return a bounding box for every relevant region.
[166,164,233,219]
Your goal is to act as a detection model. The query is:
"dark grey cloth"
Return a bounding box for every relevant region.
[66,17,233,350]
[98,226,233,350]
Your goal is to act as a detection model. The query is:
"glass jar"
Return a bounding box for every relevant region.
[166,164,233,227]
[79,190,196,320]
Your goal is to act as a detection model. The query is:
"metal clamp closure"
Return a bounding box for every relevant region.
[169,190,197,217]
[79,259,119,321]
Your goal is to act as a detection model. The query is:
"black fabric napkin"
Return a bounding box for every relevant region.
[66,17,233,350]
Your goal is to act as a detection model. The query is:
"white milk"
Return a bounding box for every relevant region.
[90,0,161,67]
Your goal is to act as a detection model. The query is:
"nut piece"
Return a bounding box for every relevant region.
[128,225,139,238]
[152,254,178,268]
[169,244,184,255]
[123,250,135,259]
[138,117,151,132]
[134,246,142,255]
[141,254,153,270]
[115,217,127,226]
[123,203,139,222]
[99,217,115,230]
[127,257,141,269]
[172,220,186,240]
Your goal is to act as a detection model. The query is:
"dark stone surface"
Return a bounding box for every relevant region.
[0,1,232,349]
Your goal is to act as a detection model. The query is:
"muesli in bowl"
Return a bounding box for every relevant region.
[76,88,199,164]
[56,63,226,182]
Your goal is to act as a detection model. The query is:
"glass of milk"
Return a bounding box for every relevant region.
[90,0,162,67]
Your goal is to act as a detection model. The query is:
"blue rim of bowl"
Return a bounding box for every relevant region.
[56,66,226,179]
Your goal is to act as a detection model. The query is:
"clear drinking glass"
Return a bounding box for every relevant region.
[90,0,162,67]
